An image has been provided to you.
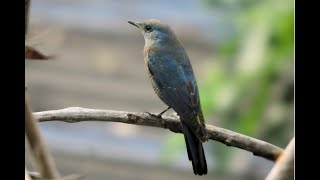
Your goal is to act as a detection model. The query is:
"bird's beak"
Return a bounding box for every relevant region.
[128,21,141,28]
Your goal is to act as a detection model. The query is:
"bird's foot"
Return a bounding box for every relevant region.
[145,106,171,119]
[145,112,162,118]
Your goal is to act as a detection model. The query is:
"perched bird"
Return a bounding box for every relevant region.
[128,19,208,175]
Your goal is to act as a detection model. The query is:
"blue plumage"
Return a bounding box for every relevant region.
[129,19,208,175]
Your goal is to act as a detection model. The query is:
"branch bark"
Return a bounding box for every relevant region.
[34,107,284,161]
[26,171,84,180]
[25,93,60,178]
[25,167,32,180]
[265,137,294,180]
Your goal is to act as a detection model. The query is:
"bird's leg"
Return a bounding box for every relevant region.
[157,106,171,117]
[146,106,171,118]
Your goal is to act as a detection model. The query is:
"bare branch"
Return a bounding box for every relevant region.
[266,137,295,180]
[25,167,32,180]
[34,107,284,161]
[28,171,41,179]
[26,171,85,180]
[25,93,60,178]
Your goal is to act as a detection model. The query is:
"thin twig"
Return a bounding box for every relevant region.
[34,107,284,161]
[27,172,85,180]
[25,167,32,180]
[28,171,41,179]
[265,137,294,180]
[25,93,60,178]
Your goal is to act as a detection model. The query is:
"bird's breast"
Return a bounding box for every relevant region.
[143,45,158,58]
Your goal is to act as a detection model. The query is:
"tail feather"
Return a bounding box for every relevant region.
[182,122,207,175]
[183,132,197,174]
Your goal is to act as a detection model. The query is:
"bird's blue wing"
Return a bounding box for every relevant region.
[147,51,207,141]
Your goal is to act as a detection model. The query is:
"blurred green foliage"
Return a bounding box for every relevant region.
[161,0,293,175]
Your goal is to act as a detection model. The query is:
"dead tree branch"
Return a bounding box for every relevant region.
[34,107,284,161]
[266,137,295,180]
[25,167,32,180]
[25,93,60,178]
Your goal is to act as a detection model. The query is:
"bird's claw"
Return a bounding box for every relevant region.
[145,112,166,128]
[145,112,162,118]
[145,107,170,118]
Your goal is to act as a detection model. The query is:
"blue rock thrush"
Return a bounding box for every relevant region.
[128,19,208,175]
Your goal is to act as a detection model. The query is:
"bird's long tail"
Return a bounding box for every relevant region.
[182,122,207,175]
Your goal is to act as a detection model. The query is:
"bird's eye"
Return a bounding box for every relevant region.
[145,25,153,32]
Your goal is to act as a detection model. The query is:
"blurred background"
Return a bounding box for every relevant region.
[25,0,294,179]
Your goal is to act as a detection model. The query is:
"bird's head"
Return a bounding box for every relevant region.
[128,19,177,47]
